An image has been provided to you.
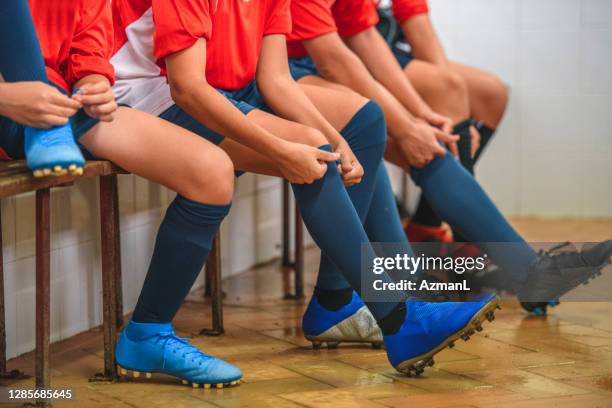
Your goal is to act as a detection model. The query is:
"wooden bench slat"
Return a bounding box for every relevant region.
[0,161,127,198]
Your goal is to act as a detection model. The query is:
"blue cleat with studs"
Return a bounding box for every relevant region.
[24,123,85,177]
[115,321,242,388]
[302,291,384,349]
[384,293,500,376]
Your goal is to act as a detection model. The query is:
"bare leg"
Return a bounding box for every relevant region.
[449,62,509,128]
[79,107,234,204]
[404,60,470,123]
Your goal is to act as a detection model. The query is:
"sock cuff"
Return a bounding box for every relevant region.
[125,320,173,341]
[340,100,387,151]
[169,195,231,226]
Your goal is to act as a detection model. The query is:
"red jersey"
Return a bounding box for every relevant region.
[287,0,379,58]
[391,0,429,23]
[29,0,115,92]
[112,0,291,115]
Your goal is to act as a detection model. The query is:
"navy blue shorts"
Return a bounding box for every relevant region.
[288,57,320,82]
[392,41,414,69]
[159,80,272,147]
[0,83,99,160]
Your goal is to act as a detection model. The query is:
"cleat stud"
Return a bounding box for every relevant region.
[145,372,152,379]
[182,380,189,385]
[427,359,435,367]
[132,371,140,378]
[53,165,62,172]
[119,368,127,376]
[68,164,77,171]
[461,333,470,341]
[204,384,211,389]
[311,341,322,350]
[33,170,44,178]
[43,168,52,176]
[327,342,339,349]
[216,383,224,389]
[448,341,455,348]
[192,383,199,388]
[75,167,84,176]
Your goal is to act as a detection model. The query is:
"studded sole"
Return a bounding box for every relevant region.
[306,338,385,350]
[32,164,84,178]
[116,365,242,389]
[395,297,501,377]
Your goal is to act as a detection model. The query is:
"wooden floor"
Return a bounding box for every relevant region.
[2,218,612,407]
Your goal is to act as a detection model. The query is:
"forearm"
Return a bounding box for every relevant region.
[0,83,11,117]
[313,52,417,142]
[258,75,342,146]
[401,15,448,66]
[171,80,286,156]
[344,27,432,118]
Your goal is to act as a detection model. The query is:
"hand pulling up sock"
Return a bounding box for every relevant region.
[0,1,84,176]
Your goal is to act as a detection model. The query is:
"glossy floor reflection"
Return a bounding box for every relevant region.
[2,218,612,407]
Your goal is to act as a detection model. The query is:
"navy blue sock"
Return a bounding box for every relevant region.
[411,119,473,230]
[411,152,537,281]
[0,2,48,82]
[292,145,404,321]
[473,122,495,163]
[132,195,231,323]
[316,101,387,292]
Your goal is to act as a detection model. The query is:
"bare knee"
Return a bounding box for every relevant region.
[442,69,469,105]
[476,75,509,125]
[180,148,235,204]
[299,126,328,148]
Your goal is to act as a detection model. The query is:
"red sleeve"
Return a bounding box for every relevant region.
[332,0,379,37]
[264,0,292,36]
[392,0,430,23]
[288,0,338,42]
[66,0,115,87]
[152,0,213,64]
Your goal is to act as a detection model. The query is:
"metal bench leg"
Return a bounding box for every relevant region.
[35,188,51,407]
[293,205,304,300]
[200,234,223,336]
[282,180,291,267]
[98,175,119,380]
[109,175,123,329]
[0,206,26,380]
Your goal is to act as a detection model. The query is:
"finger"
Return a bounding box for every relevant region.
[98,113,115,122]
[43,103,79,118]
[436,130,460,144]
[77,81,110,96]
[339,154,353,173]
[448,141,459,159]
[442,120,453,134]
[432,143,446,157]
[316,149,341,162]
[49,93,82,110]
[470,126,481,158]
[38,114,69,127]
[76,90,114,106]
[91,100,118,116]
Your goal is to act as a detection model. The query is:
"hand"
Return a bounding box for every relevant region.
[421,109,453,134]
[0,81,81,128]
[276,141,340,184]
[334,139,363,187]
[72,80,117,122]
[470,125,481,158]
[398,120,459,168]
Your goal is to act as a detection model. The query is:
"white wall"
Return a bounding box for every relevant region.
[2,0,611,361]
[421,0,612,218]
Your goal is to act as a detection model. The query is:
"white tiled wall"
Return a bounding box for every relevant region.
[2,0,611,361]
[416,0,612,218]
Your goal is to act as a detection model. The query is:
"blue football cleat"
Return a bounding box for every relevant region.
[116,322,242,388]
[384,293,500,376]
[302,292,383,349]
[24,123,85,177]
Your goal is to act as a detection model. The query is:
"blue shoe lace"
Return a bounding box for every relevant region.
[154,331,213,369]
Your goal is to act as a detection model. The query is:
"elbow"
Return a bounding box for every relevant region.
[169,76,205,108]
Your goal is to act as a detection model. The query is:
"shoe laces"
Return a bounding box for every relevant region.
[153,331,212,369]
